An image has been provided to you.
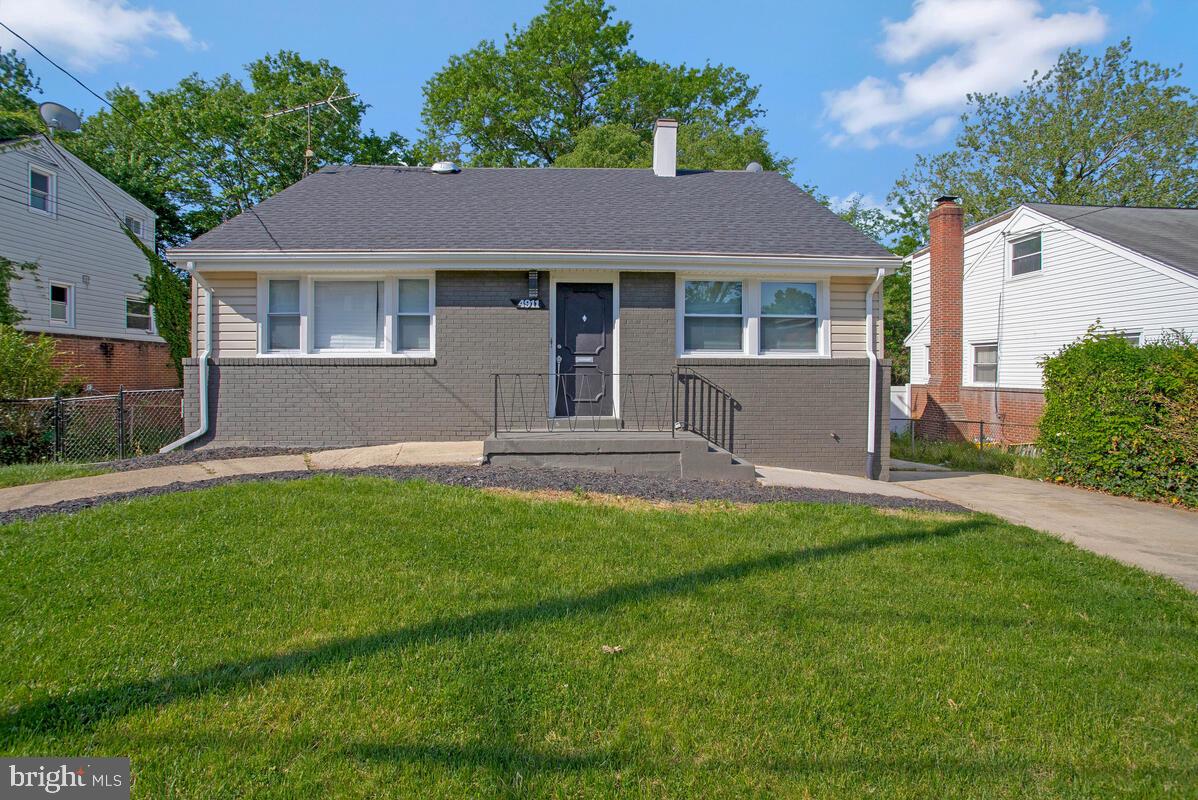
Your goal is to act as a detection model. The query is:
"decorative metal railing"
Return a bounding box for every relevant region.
[491,369,740,452]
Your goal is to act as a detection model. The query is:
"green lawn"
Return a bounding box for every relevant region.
[0,461,112,488]
[892,433,1045,478]
[2,476,1195,798]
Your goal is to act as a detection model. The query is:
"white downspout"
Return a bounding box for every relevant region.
[161,270,211,452]
[865,267,886,479]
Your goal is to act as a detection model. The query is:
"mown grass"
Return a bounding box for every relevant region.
[1,475,1195,798]
[0,461,111,488]
[892,433,1046,478]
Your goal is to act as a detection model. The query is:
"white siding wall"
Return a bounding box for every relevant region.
[909,206,1198,391]
[194,272,258,357]
[908,251,930,384]
[1,138,160,342]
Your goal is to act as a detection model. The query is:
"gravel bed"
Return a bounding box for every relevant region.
[0,465,965,525]
[98,446,311,472]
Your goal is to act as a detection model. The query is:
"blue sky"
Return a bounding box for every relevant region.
[2,0,1193,208]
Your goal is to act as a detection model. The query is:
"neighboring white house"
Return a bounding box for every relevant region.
[0,135,177,390]
[904,201,1198,438]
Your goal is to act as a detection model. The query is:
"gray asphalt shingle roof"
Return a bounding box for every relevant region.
[1027,203,1198,279]
[176,165,895,260]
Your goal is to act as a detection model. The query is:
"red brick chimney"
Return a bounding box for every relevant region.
[927,195,964,404]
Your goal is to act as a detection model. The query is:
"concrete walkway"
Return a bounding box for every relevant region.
[756,465,931,500]
[891,470,1198,591]
[0,442,483,513]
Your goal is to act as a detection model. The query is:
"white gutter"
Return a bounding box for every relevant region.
[865,267,885,479]
[160,271,211,453]
[164,248,901,272]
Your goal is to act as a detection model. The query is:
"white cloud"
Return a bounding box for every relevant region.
[0,0,199,70]
[822,0,1107,149]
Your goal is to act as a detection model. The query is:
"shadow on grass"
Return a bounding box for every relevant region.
[348,741,616,773]
[2,519,982,738]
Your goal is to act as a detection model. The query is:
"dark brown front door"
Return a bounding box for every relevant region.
[555,283,613,417]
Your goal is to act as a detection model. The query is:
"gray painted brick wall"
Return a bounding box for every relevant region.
[184,271,548,447]
[184,268,889,477]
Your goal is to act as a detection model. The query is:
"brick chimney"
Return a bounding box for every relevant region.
[927,195,964,404]
[652,118,677,177]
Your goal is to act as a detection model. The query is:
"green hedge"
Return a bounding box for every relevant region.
[1039,331,1198,507]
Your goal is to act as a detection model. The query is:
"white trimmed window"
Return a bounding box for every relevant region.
[679,278,827,357]
[396,278,432,353]
[973,343,998,383]
[125,297,153,331]
[760,281,819,353]
[1010,233,1042,276]
[259,274,435,357]
[49,283,71,323]
[267,279,301,352]
[313,280,384,352]
[683,280,743,352]
[29,165,55,215]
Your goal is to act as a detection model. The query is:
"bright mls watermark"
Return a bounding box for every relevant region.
[1,759,129,799]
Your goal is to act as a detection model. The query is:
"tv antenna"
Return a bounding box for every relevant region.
[264,88,359,176]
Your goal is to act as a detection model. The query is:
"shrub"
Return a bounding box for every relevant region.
[0,325,68,465]
[1038,330,1198,507]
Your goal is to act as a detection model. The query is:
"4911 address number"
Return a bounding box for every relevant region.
[511,298,545,309]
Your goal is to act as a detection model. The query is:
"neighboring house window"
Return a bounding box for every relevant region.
[29,165,55,215]
[973,343,998,383]
[267,279,300,352]
[760,281,819,353]
[1010,233,1042,276]
[683,280,743,352]
[49,283,71,323]
[396,278,432,352]
[1116,330,1141,346]
[124,215,144,237]
[125,297,153,331]
[312,280,384,352]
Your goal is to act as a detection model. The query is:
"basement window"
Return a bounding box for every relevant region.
[1010,233,1042,276]
[973,343,998,383]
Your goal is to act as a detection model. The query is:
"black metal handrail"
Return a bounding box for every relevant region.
[492,372,678,436]
[676,367,740,452]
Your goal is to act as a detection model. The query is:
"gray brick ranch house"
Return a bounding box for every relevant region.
[166,121,900,479]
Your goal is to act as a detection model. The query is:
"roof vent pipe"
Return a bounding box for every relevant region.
[430,161,460,174]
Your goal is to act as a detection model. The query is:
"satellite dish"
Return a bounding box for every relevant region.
[745,161,764,173]
[38,102,82,133]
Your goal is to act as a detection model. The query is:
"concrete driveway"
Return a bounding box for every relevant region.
[891,469,1198,591]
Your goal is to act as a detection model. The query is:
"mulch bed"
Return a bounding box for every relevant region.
[0,465,966,525]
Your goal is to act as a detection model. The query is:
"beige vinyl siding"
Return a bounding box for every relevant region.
[194,271,258,356]
[830,276,878,357]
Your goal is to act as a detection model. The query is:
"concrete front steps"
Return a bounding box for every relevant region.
[483,431,756,483]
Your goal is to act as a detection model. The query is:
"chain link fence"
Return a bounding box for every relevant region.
[0,388,183,465]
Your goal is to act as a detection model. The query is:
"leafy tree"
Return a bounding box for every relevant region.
[0,49,40,140]
[0,325,65,399]
[556,118,792,173]
[64,51,413,245]
[421,0,777,167]
[890,40,1198,244]
[0,256,37,326]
